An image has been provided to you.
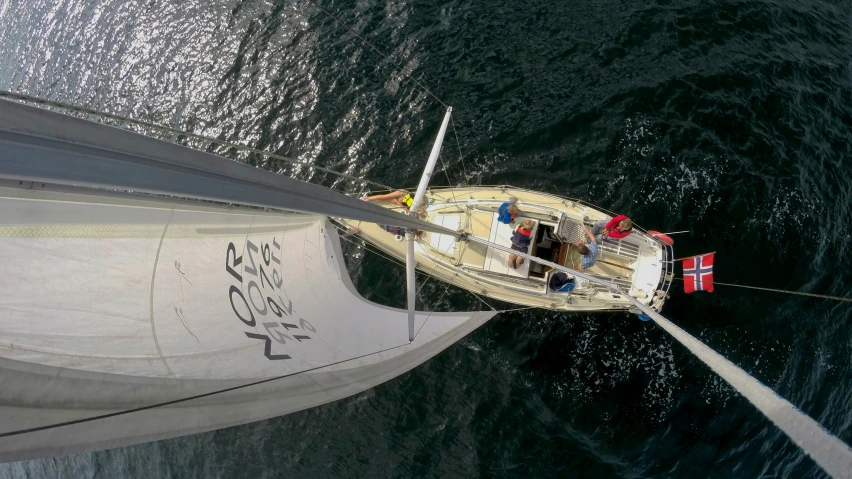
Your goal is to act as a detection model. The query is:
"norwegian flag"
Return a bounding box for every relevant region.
[683,253,714,293]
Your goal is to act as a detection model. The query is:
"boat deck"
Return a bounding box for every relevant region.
[342,186,670,311]
[482,213,538,278]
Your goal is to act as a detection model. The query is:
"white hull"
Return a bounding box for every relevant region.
[346,186,674,312]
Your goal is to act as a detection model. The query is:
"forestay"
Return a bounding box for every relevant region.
[0,186,494,461]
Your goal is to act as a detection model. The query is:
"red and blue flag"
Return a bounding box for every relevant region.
[683,253,714,293]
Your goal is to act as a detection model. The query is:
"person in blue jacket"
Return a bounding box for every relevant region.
[549,272,575,292]
[497,197,520,224]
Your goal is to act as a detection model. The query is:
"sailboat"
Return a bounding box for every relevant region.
[346,183,672,312]
[0,96,850,478]
[343,110,673,314]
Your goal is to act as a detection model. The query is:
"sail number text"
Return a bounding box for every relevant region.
[225,236,315,360]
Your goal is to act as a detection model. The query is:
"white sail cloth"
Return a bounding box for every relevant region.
[0,186,494,461]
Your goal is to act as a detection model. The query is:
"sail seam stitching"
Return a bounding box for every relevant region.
[150,212,176,378]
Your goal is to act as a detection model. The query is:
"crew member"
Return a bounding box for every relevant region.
[380,224,420,240]
[497,196,520,224]
[508,220,535,269]
[548,272,575,292]
[575,225,599,272]
[591,215,632,242]
[361,190,425,216]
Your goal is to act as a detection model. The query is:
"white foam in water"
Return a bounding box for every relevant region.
[614,117,819,251]
[548,316,680,422]
[609,118,730,219]
[637,304,852,479]
[463,149,513,184]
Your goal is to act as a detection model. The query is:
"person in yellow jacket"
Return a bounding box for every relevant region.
[361,190,425,215]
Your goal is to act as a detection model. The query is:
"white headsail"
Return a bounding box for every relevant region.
[0,101,495,461]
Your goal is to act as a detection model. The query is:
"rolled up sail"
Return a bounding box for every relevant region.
[0,98,458,236]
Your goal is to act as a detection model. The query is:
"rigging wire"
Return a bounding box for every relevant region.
[0,90,396,192]
[0,342,411,439]
[333,223,500,313]
[303,0,482,196]
[415,273,432,297]
[449,114,470,185]
[413,282,454,341]
[496,305,541,313]
[466,289,499,312]
[301,0,449,109]
[673,278,852,303]
[437,154,464,206]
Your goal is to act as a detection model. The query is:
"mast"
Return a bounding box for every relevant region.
[406,107,453,341]
[464,235,852,479]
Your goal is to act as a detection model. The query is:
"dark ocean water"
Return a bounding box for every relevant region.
[2,0,852,477]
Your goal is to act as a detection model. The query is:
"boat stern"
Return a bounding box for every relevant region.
[625,232,673,310]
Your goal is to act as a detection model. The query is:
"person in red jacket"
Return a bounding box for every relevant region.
[508,220,535,269]
[591,215,632,242]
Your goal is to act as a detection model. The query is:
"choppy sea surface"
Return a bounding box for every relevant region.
[1,0,852,477]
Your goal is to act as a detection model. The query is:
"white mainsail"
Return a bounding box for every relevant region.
[0,100,495,461]
[0,185,493,461]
